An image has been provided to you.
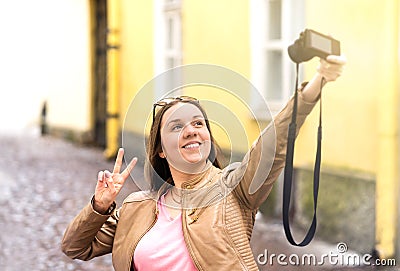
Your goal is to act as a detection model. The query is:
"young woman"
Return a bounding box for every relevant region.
[62,55,346,270]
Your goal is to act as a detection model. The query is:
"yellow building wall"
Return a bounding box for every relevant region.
[374,0,399,258]
[119,0,259,154]
[295,0,392,174]
[182,0,259,153]
[295,0,399,258]
[122,0,399,191]
[119,0,154,133]
[182,0,250,76]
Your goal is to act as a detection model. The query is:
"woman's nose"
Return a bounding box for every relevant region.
[183,124,197,137]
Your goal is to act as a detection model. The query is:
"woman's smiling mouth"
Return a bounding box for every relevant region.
[182,142,201,149]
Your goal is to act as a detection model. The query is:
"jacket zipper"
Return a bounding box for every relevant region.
[182,191,223,271]
[188,192,222,225]
[182,210,203,271]
[126,207,159,270]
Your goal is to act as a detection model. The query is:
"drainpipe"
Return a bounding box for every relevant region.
[375,1,399,258]
[104,0,120,159]
[376,109,399,259]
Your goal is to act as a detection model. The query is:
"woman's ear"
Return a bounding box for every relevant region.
[159,144,166,159]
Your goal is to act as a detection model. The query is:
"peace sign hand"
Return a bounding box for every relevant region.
[93,148,137,214]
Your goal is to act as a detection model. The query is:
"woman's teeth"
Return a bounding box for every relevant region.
[184,143,200,149]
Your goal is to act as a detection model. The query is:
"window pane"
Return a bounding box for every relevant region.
[265,50,282,100]
[167,17,174,49]
[164,57,181,91]
[267,0,281,40]
[166,57,175,69]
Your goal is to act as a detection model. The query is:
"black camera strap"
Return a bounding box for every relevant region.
[282,63,325,246]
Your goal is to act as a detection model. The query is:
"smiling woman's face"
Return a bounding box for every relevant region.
[159,102,211,174]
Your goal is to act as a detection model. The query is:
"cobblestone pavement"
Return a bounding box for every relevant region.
[0,134,398,270]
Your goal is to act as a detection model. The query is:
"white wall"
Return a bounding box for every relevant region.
[0,0,91,135]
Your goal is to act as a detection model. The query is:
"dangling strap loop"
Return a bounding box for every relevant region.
[282,63,325,246]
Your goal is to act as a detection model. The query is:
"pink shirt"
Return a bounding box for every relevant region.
[133,194,198,271]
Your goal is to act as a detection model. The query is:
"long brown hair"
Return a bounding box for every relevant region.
[145,100,223,191]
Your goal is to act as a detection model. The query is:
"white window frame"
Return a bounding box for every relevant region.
[154,0,182,98]
[250,0,305,118]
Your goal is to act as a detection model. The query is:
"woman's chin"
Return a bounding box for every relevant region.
[183,154,207,165]
[172,158,208,174]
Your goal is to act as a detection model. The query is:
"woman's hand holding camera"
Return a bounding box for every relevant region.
[317,55,347,82]
[301,54,347,102]
[93,148,137,214]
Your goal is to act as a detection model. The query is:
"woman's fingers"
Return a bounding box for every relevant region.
[113,148,124,174]
[104,170,112,188]
[121,157,138,180]
[96,149,138,199]
[103,171,115,193]
[317,55,346,82]
[112,148,137,181]
[96,170,108,189]
[98,171,104,182]
[104,170,124,194]
[326,54,347,65]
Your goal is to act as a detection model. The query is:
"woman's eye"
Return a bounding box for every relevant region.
[171,124,183,131]
[193,120,204,127]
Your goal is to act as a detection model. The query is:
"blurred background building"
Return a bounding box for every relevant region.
[0,0,398,260]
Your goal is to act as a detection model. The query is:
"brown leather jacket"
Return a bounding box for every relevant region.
[61,90,316,270]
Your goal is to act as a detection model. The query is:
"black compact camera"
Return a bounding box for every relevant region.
[288,29,340,63]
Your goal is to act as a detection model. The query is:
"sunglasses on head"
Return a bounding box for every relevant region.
[152,96,198,122]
